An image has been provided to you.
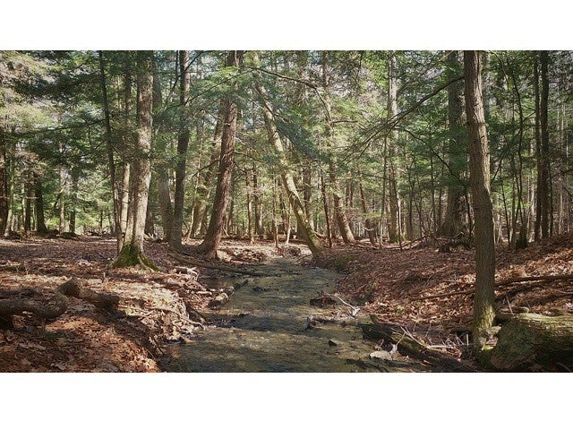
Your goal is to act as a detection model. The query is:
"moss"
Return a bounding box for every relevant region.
[474,346,495,370]
[113,243,158,271]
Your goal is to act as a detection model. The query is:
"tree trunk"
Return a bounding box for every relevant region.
[195,51,242,259]
[441,50,467,238]
[190,106,224,238]
[170,50,191,249]
[322,52,355,244]
[359,181,377,246]
[119,56,133,245]
[99,51,123,252]
[533,55,541,241]
[464,51,496,348]
[156,166,173,241]
[244,168,255,244]
[33,171,48,233]
[252,164,264,239]
[114,51,156,269]
[23,171,32,233]
[69,167,79,234]
[320,169,332,247]
[387,52,401,244]
[330,160,355,244]
[0,136,7,236]
[538,51,551,239]
[489,313,573,371]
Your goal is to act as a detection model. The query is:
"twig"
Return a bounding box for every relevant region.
[149,306,205,329]
[327,293,360,317]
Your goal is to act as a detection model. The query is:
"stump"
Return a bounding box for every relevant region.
[489,313,573,371]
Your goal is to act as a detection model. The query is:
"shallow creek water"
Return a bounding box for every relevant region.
[165,258,430,372]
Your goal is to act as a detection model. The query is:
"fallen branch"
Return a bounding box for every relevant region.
[413,273,573,302]
[327,293,360,317]
[148,306,205,329]
[360,315,476,372]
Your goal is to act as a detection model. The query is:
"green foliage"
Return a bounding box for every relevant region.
[3,49,573,250]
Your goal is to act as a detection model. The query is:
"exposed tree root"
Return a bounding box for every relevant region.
[0,278,119,328]
[113,244,158,271]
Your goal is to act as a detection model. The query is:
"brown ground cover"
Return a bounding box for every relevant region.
[2,232,573,372]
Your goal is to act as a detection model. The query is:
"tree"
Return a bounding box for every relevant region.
[386,51,401,244]
[114,51,156,269]
[464,51,496,350]
[170,50,192,249]
[535,51,551,240]
[195,51,243,259]
[321,52,355,244]
[440,51,467,238]
[250,52,323,256]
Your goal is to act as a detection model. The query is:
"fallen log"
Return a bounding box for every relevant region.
[361,315,476,372]
[488,313,573,371]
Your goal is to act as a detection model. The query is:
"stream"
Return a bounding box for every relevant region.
[164,258,431,372]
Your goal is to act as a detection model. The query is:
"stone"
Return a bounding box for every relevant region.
[370,350,392,361]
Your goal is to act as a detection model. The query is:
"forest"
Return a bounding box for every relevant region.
[2,50,573,377]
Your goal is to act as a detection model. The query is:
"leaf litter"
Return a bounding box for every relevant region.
[2,233,573,371]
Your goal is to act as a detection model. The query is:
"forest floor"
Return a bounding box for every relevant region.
[2,232,573,372]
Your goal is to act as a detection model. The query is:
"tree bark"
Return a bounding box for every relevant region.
[489,313,573,371]
[537,51,551,239]
[119,57,133,246]
[170,50,191,249]
[387,51,401,243]
[195,51,242,259]
[190,106,224,238]
[441,50,467,238]
[33,171,48,233]
[156,166,173,241]
[464,51,496,348]
[359,181,377,246]
[114,51,156,269]
[99,51,123,252]
[0,128,7,236]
